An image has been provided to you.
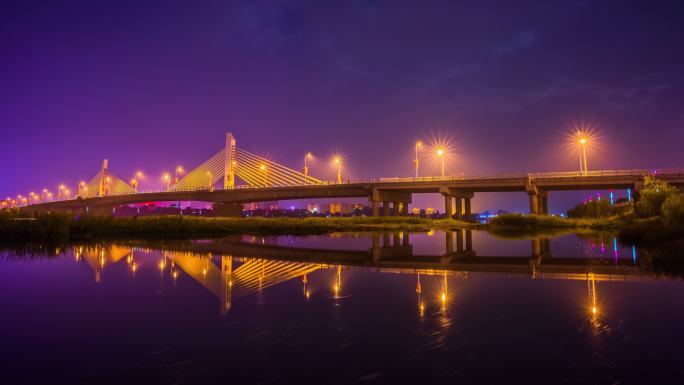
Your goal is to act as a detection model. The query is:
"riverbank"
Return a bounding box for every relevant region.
[0,212,481,243]
[488,213,621,229]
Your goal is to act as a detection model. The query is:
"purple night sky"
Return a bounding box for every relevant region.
[1,0,682,213]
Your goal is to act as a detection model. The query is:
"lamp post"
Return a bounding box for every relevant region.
[334,157,342,184]
[163,173,171,192]
[436,148,445,178]
[414,141,422,178]
[78,181,86,197]
[206,171,213,191]
[260,164,268,187]
[303,153,312,181]
[132,171,142,193]
[579,137,588,176]
[174,166,184,184]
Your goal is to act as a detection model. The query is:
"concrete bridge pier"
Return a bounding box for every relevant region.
[464,198,472,220]
[370,189,412,217]
[371,201,380,217]
[382,202,390,216]
[440,188,474,220]
[443,195,454,218]
[526,183,548,215]
[454,198,463,220]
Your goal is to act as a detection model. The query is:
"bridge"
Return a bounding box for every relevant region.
[6,132,684,217]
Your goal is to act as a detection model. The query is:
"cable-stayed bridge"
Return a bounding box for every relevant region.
[5,132,684,217]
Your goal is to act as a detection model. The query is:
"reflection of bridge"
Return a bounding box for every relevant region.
[71,235,626,321]
[10,133,684,217]
[142,232,647,280]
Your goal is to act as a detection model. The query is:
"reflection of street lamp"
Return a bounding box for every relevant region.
[414,141,422,178]
[333,266,342,297]
[436,148,445,178]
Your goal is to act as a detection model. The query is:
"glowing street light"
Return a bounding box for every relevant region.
[578,137,589,176]
[436,148,445,178]
[174,166,184,184]
[303,152,312,178]
[131,171,143,193]
[259,164,268,187]
[414,141,422,178]
[78,181,87,197]
[163,173,171,192]
[334,156,342,183]
[206,171,213,191]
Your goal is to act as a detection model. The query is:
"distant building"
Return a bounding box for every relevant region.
[244,201,278,211]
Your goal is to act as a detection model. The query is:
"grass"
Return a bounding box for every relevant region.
[0,211,480,243]
[489,213,619,229]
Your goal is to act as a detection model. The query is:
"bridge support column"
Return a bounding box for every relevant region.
[392,201,400,216]
[539,196,549,215]
[371,201,380,217]
[213,202,243,217]
[402,231,409,246]
[382,232,391,247]
[464,198,472,220]
[393,232,401,246]
[528,193,539,214]
[454,198,463,220]
[382,201,390,217]
[444,195,453,218]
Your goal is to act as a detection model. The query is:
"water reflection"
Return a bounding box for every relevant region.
[4,231,684,384]
[49,230,659,324]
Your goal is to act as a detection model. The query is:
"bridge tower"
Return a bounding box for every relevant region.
[224,133,236,189]
[98,159,109,197]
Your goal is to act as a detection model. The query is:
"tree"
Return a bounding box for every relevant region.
[567,199,612,218]
[636,175,680,217]
[662,194,684,225]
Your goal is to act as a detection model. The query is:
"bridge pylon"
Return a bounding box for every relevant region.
[225,133,236,189]
[98,159,109,197]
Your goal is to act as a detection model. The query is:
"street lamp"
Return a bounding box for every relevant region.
[260,164,268,187]
[436,148,445,178]
[174,166,184,184]
[163,173,171,192]
[414,141,422,178]
[132,171,143,193]
[79,181,87,197]
[334,157,342,183]
[578,137,588,176]
[303,153,312,180]
[206,171,213,191]
[58,184,65,200]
